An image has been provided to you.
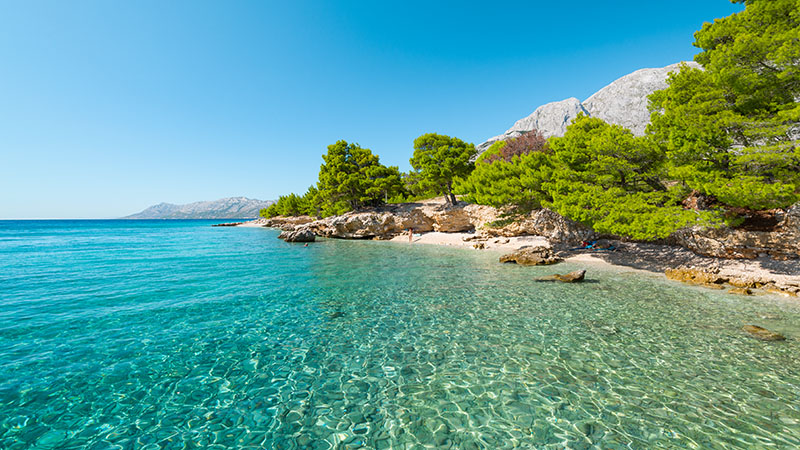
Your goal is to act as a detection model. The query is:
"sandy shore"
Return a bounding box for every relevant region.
[235,221,267,228]
[387,230,800,295]
[389,231,548,252]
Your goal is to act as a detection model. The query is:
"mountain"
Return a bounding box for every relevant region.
[477,62,701,153]
[123,197,274,219]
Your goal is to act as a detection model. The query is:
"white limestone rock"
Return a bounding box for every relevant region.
[583,62,700,135]
[476,62,701,154]
[477,98,586,153]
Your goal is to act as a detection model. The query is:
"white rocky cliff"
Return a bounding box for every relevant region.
[477,62,701,153]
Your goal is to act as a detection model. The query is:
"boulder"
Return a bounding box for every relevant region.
[499,246,561,266]
[278,229,315,242]
[537,270,587,283]
[742,325,786,341]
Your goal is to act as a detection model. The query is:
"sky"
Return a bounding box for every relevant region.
[0,1,744,219]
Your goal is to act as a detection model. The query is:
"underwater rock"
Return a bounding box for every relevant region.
[742,325,786,341]
[729,287,753,295]
[554,270,586,283]
[499,246,561,266]
[537,269,587,283]
[764,285,799,297]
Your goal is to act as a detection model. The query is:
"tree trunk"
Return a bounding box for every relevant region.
[444,182,456,205]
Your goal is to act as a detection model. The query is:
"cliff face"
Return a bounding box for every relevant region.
[477,62,701,153]
[124,197,274,219]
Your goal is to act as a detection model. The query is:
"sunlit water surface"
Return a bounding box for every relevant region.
[1,220,799,449]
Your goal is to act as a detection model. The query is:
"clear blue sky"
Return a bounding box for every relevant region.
[0,1,743,218]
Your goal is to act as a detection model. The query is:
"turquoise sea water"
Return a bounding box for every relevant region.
[1,220,800,449]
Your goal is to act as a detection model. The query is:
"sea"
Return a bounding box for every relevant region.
[1,219,799,449]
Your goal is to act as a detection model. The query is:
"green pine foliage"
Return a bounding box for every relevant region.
[409,133,477,205]
[316,140,404,216]
[544,115,718,239]
[457,140,552,210]
[261,140,405,218]
[648,0,800,210]
[548,185,714,241]
[260,186,318,218]
[458,114,721,240]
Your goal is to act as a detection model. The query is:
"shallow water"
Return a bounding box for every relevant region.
[1,220,799,449]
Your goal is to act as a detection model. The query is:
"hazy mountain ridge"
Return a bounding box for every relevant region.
[124,197,274,219]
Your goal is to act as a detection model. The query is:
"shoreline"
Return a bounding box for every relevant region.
[238,214,800,298]
[388,230,800,297]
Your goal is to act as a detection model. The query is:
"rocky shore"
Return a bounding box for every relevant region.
[240,198,800,297]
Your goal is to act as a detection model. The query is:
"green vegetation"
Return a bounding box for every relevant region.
[545,115,717,240]
[648,0,800,210]
[261,186,318,218]
[264,0,798,241]
[409,133,477,205]
[261,140,404,218]
[457,116,717,239]
[316,140,404,216]
[457,138,552,211]
[456,0,798,239]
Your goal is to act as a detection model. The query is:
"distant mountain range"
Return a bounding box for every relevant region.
[123,197,274,219]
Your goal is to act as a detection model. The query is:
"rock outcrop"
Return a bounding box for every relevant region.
[477,62,700,153]
[479,98,587,151]
[664,266,800,296]
[278,229,315,242]
[250,216,315,230]
[266,200,500,240]
[665,268,726,285]
[483,209,596,245]
[265,201,591,246]
[499,246,561,266]
[669,206,800,260]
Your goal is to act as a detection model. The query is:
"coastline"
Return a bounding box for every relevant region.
[239,205,800,298]
[387,230,800,294]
